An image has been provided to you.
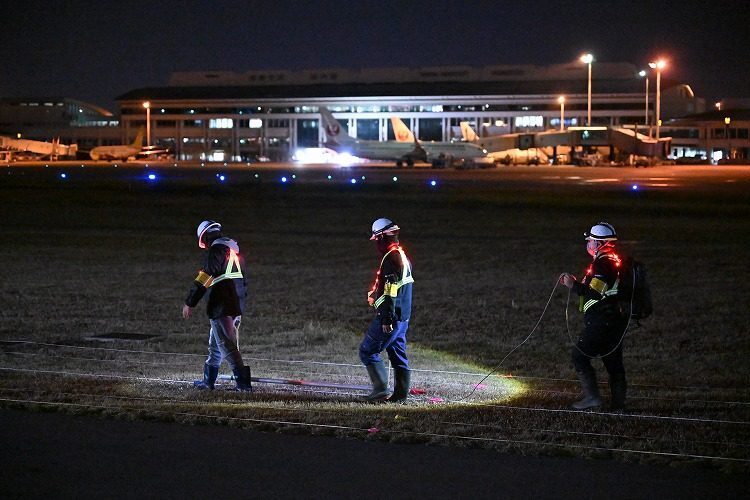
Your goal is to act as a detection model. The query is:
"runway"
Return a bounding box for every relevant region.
[4,160,750,194]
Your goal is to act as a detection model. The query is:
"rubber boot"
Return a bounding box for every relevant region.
[233,365,252,392]
[609,373,627,412]
[364,361,389,401]
[387,368,411,403]
[572,370,602,409]
[194,364,219,390]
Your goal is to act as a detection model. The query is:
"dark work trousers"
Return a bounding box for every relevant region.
[359,317,409,369]
[572,312,627,378]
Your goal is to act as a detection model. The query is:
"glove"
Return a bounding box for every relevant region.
[560,273,577,289]
[380,314,395,334]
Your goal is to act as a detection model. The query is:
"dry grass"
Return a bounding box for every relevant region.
[1,167,749,471]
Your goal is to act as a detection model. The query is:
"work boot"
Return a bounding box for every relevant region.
[572,370,602,409]
[364,361,390,402]
[194,364,219,390]
[387,368,411,403]
[233,365,252,392]
[609,373,627,412]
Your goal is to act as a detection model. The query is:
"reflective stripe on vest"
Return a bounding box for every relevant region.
[580,278,619,313]
[372,247,414,309]
[209,248,243,287]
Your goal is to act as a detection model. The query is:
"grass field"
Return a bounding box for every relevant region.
[1,165,749,471]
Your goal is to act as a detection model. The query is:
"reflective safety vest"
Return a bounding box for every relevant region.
[370,246,414,309]
[579,252,620,313]
[194,244,243,289]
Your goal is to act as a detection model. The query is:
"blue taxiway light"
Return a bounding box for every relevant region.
[631,184,639,191]
[254,173,259,178]
[60,173,67,179]
[147,174,157,181]
[429,180,438,187]
[281,176,288,183]
[392,176,398,182]
[327,175,333,180]
[350,178,357,184]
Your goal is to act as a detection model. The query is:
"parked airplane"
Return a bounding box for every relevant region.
[320,107,426,167]
[459,122,548,165]
[390,116,490,167]
[0,135,78,158]
[88,129,170,161]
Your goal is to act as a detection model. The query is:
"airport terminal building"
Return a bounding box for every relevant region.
[114,62,707,162]
[6,61,750,163]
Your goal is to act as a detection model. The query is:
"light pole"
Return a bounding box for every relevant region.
[649,60,666,141]
[558,96,565,131]
[580,53,594,126]
[639,70,650,136]
[725,117,731,160]
[143,101,151,148]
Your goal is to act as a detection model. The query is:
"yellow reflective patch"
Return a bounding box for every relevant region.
[384,283,399,297]
[195,271,213,287]
[589,277,608,294]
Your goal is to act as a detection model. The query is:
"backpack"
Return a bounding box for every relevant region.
[617,256,653,320]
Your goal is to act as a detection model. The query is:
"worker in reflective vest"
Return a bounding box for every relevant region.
[560,222,627,411]
[183,220,252,391]
[360,218,414,402]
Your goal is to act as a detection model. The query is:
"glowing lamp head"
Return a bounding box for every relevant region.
[558,96,565,104]
[580,53,594,64]
[649,60,666,70]
[196,220,221,249]
[142,101,151,109]
[638,70,647,77]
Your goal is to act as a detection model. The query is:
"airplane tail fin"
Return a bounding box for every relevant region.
[132,127,145,148]
[319,107,353,145]
[390,117,415,142]
[460,122,479,142]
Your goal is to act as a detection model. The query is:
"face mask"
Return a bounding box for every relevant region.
[586,240,601,257]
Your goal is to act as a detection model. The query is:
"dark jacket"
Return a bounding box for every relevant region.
[185,236,247,319]
[574,248,620,317]
[370,244,414,324]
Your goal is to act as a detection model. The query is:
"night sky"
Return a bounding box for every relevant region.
[2,0,747,111]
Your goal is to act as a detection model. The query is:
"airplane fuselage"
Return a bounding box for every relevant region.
[89,145,142,161]
[420,142,487,159]
[329,139,423,162]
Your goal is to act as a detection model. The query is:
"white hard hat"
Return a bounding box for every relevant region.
[197,220,221,248]
[370,218,400,240]
[584,222,617,241]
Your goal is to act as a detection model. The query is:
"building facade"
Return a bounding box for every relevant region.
[116,62,705,162]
